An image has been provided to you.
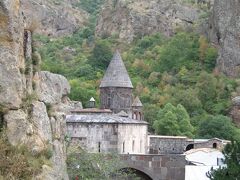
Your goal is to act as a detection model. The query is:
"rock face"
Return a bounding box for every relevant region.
[0,0,70,179]
[0,0,24,109]
[95,0,205,42]
[22,0,88,37]
[36,71,71,104]
[209,0,240,77]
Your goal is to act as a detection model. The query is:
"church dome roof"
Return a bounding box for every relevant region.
[100,50,133,88]
[132,97,143,107]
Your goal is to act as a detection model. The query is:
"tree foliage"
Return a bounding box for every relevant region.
[207,140,240,180]
[89,39,113,70]
[153,103,194,137]
[198,115,240,141]
[67,146,138,180]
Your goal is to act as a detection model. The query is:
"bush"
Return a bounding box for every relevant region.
[0,133,46,179]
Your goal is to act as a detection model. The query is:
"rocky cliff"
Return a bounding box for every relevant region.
[95,0,210,42]
[96,0,240,76]
[209,0,240,77]
[22,0,88,37]
[0,0,72,179]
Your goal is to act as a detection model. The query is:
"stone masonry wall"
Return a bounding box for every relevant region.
[67,123,119,153]
[67,122,148,154]
[121,154,186,180]
[149,136,188,154]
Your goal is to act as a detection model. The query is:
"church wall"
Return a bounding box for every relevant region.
[100,87,133,114]
[118,124,148,154]
[67,123,119,153]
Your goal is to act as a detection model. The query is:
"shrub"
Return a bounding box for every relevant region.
[0,133,45,179]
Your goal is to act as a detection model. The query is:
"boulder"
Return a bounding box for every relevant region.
[36,71,70,104]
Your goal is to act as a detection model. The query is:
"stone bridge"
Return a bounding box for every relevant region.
[120,154,186,180]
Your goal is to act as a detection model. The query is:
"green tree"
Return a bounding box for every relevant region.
[153,103,194,137]
[171,87,203,117]
[89,40,113,70]
[176,104,194,137]
[204,47,218,72]
[69,79,98,107]
[155,33,199,73]
[154,111,180,136]
[198,115,239,140]
[207,140,240,180]
[143,104,159,132]
[67,146,138,180]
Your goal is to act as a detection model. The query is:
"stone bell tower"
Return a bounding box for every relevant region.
[100,50,133,114]
[132,97,144,121]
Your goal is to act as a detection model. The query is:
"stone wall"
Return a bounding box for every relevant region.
[193,138,226,150]
[118,124,148,154]
[100,87,133,114]
[149,136,188,154]
[67,122,148,154]
[121,154,186,180]
[67,123,118,153]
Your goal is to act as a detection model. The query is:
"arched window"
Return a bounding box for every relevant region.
[107,97,111,107]
[213,143,217,149]
[139,112,142,120]
[133,112,137,120]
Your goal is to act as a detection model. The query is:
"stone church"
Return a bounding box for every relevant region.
[66,50,148,154]
[66,50,227,156]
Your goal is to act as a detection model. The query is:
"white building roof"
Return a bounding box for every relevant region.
[185,148,224,166]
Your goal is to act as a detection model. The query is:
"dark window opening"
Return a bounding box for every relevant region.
[186,144,194,151]
[123,142,125,153]
[98,142,101,153]
[213,143,217,149]
[107,97,111,107]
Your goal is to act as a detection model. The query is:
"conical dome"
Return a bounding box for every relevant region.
[132,97,143,107]
[100,50,133,88]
